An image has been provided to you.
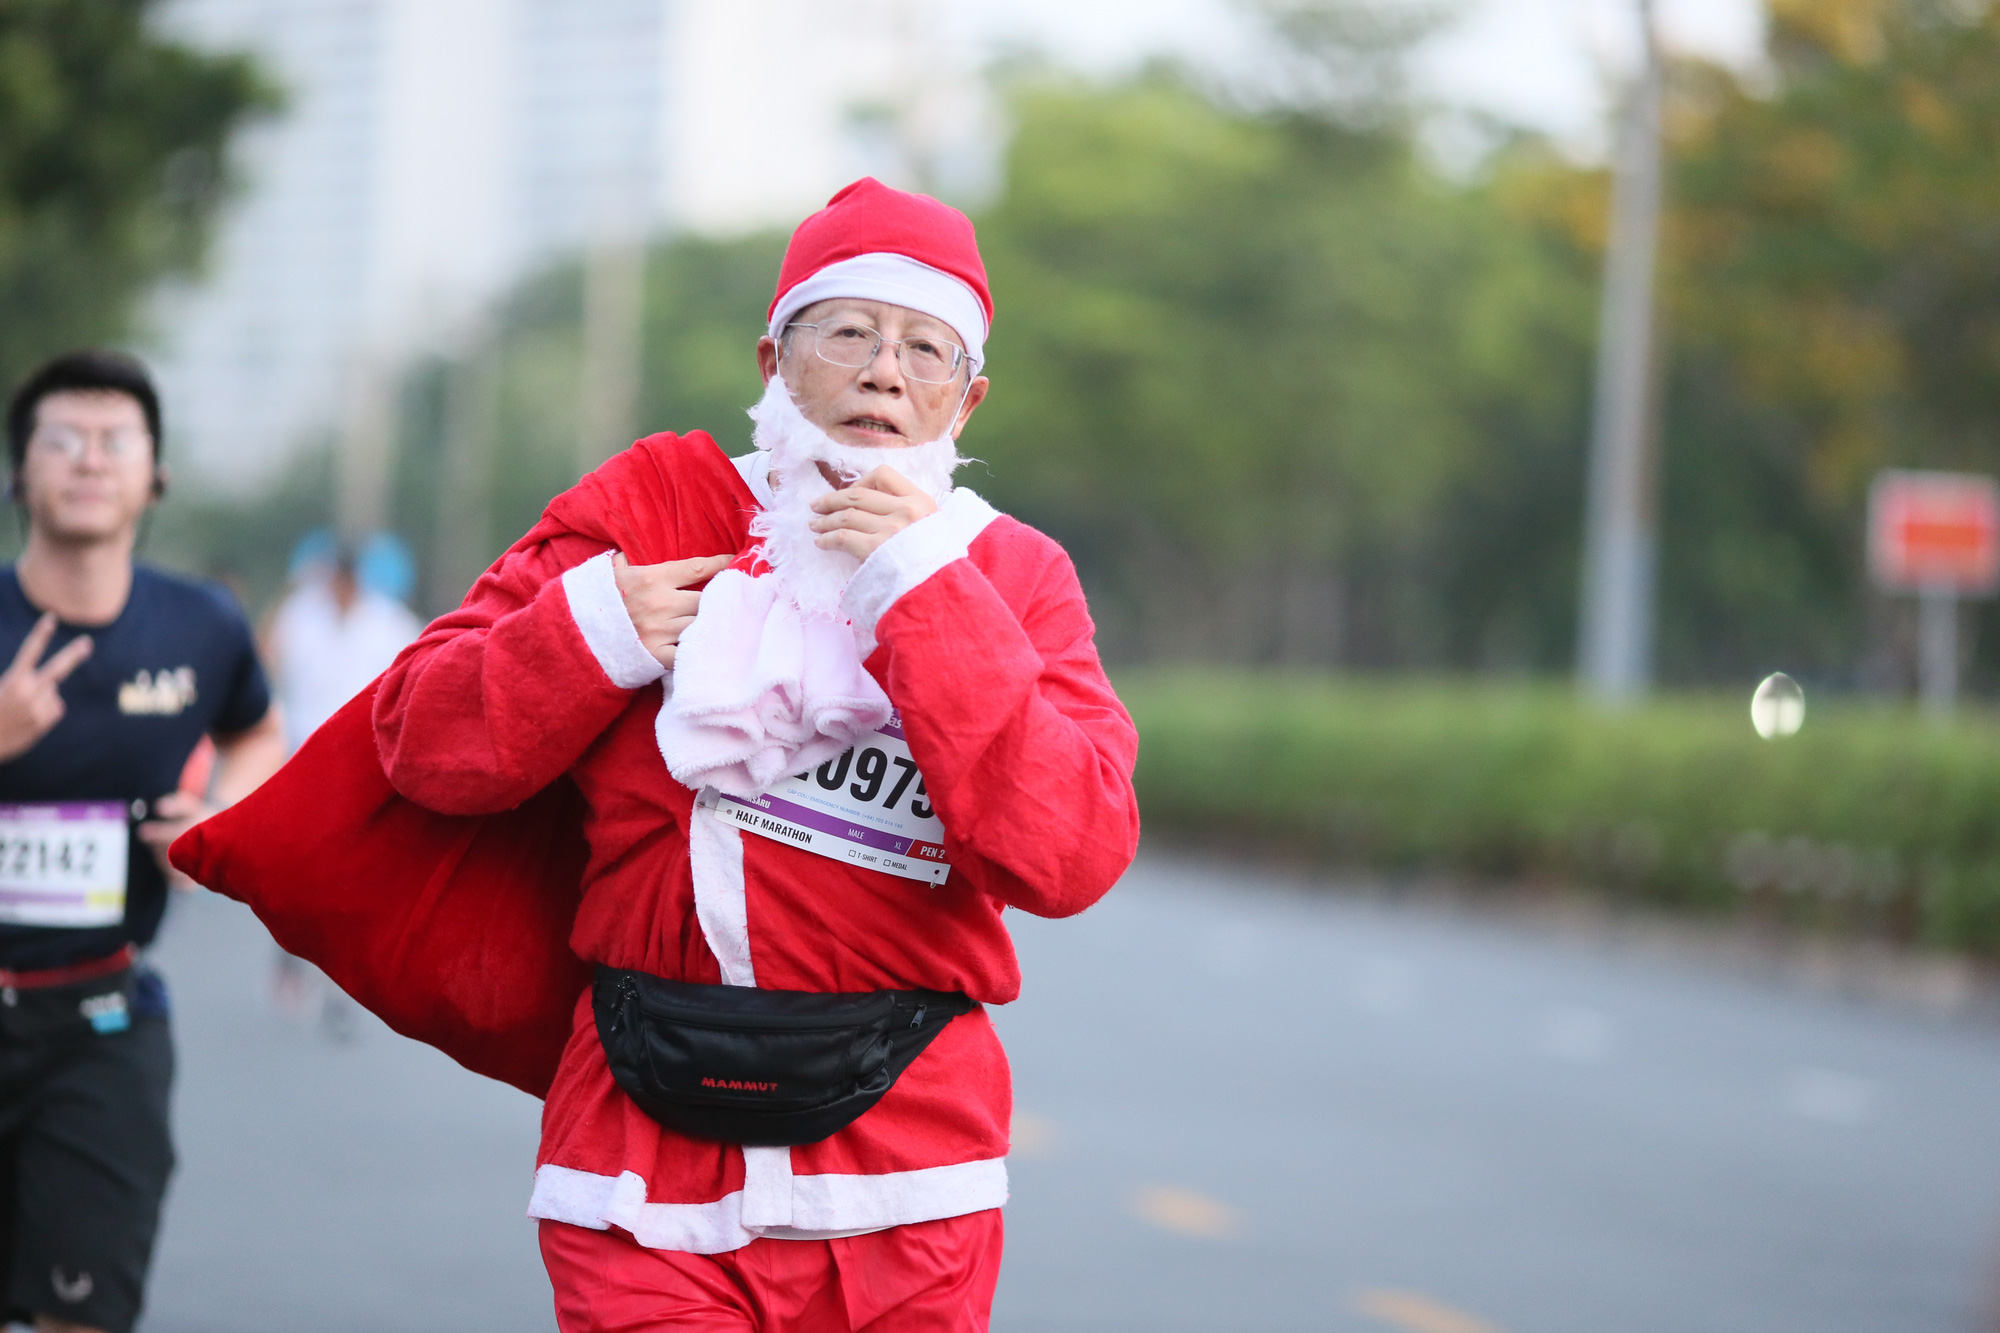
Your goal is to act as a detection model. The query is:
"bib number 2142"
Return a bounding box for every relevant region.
[0,801,130,928]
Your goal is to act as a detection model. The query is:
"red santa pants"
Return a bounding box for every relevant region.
[538,1210,1004,1333]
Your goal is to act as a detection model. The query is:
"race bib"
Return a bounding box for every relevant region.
[699,715,951,884]
[0,801,131,928]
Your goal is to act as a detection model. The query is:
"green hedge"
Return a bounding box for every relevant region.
[1121,671,2000,953]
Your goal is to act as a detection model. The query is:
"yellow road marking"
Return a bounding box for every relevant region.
[1352,1288,1503,1333]
[1009,1111,1058,1158]
[1129,1185,1240,1239]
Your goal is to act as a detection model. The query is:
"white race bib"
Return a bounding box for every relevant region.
[699,714,950,884]
[0,801,131,928]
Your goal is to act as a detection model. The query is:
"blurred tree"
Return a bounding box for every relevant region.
[311,0,2000,689]
[375,231,788,613]
[1655,0,2000,685]
[1473,0,2000,689]
[634,231,790,456]
[388,59,1598,664]
[0,0,273,390]
[1671,0,2000,496]
[971,70,1595,665]
[1234,0,1451,119]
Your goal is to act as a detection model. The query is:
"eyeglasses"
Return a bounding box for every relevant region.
[786,321,969,385]
[29,424,151,464]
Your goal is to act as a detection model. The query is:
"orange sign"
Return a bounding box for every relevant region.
[1869,470,2000,595]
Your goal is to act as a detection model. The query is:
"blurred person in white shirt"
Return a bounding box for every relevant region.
[262,533,420,1034]
[266,535,421,752]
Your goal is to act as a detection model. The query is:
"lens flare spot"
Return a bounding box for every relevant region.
[1751,672,1805,739]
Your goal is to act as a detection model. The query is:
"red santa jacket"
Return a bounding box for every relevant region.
[174,430,1140,1251]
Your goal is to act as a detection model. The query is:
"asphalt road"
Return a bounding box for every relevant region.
[133,854,2000,1332]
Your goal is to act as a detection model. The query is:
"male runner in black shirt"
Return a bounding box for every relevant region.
[0,351,283,1333]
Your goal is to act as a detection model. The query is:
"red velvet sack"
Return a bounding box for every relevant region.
[171,693,590,1096]
[171,433,754,1098]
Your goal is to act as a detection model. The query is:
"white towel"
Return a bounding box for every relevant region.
[654,566,890,798]
[652,374,965,797]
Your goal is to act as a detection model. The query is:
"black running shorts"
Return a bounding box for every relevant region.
[0,1013,175,1333]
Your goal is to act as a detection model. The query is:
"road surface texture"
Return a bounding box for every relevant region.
[125,854,2000,1332]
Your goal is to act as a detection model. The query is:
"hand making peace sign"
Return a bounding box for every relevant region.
[0,612,92,763]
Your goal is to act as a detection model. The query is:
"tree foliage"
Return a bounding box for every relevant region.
[971,71,1596,665]
[464,231,786,560]
[1632,0,2000,685]
[0,0,273,390]
[1672,0,2000,494]
[283,0,2000,693]
[378,67,1603,659]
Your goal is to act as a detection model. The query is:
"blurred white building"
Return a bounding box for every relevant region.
[149,0,990,490]
[664,0,994,236]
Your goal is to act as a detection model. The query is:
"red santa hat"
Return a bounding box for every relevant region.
[767,178,992,367]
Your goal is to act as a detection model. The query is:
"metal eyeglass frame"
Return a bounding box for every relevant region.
[784,320,970,385]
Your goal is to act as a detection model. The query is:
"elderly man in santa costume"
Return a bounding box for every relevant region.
[175,178,1139,1331]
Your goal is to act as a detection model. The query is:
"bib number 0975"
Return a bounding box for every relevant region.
[702,714,951,885]
[805,745,932,820]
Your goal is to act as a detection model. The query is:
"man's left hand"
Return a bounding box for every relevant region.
[809,466,938,562]
[138,790,214,888]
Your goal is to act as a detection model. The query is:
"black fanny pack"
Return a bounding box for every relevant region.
[0,967,135,1045]
[593,966,975,1147]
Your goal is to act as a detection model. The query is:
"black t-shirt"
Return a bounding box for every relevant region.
[0,564,270,971]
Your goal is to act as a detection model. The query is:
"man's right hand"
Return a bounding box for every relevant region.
[0,612,91,763]
[612,553,732,669]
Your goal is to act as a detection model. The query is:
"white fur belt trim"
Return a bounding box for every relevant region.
[527,1156,1010,1254]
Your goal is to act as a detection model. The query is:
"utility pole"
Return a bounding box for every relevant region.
[571,0,659,479]
[432,332,499,615]
[337,353,395,541]
[577,232,645,478]
[1918,587,1959,719]
[1577,0,1665,705]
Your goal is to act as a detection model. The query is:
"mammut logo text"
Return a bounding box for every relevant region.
[700,1077,779,1092]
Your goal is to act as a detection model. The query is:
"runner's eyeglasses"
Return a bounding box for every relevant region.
[29,424,151,464]
[786,321,970,384]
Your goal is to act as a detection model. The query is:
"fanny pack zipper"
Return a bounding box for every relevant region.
[617,982,903,1030]
[606,974,641,1035]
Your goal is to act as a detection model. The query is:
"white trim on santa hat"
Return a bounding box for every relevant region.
[768,253,987,368]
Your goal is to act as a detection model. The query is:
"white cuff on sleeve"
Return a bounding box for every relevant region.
[562,551,667,689]
[842,488,1001,656]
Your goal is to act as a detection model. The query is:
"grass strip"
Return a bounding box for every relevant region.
[1121,670,2000,953]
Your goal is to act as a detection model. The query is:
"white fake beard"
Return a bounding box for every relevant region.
[745,373,965,621]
